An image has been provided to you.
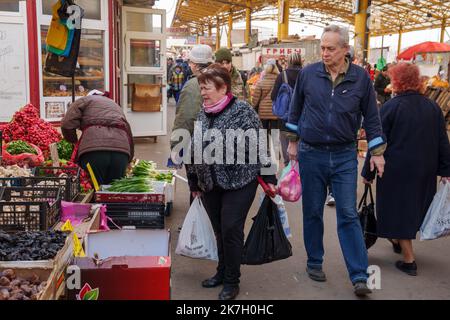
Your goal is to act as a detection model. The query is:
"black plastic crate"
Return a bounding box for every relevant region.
[28,166,81,201]
[0,187,62,233]
[106,202,165,229]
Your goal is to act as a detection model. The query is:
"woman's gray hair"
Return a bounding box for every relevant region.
[322,25,350,47]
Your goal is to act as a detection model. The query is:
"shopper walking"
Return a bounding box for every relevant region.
[170,45,213,203]
[251,59,280,131]
[287,25,386,296]
[188,64,277,300]
[271,53,302,166]
[214,48,247,100]
[362,63,450,276]
[61,90,134,185]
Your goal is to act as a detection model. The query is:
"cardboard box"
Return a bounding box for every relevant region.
[66,229,171,300]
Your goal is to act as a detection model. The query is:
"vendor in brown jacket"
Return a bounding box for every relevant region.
[61,90,134,185]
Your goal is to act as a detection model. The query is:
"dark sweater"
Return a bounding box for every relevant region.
[188,98,277,192]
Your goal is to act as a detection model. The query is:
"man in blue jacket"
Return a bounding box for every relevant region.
[287,25,386,297]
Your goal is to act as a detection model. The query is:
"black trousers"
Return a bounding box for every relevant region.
[79,151,129,185]
[201,180,258,286]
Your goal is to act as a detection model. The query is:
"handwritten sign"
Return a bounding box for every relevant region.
[0,23,27,121]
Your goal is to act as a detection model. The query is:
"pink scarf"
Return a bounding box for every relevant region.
[203,93,233,114]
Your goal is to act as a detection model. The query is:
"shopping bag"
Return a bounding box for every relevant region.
[175,197,218,261]
[277,160,302,202]
[259,193,292,238]
[358,184,378,249]
[242,195,293,265]
[420,182,450,240]
[44,5,83,77]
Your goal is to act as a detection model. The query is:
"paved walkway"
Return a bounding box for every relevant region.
[134,100,450,300]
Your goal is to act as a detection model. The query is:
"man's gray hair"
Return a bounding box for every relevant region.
[322,25,350,47]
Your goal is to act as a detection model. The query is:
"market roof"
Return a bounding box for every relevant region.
[171,0,450,36]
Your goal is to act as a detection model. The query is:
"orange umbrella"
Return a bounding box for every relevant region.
[398,41,450,60]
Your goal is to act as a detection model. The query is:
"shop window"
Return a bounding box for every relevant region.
[127,12,162,33]
[42,0,101,20]
[0,0,19,12]
[127,74,161,109]
[41,26,105,97]
[130,39,161,68]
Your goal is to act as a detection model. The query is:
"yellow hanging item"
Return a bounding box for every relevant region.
[46,0,69,50]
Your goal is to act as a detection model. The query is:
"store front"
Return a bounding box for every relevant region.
[0,0,167,137]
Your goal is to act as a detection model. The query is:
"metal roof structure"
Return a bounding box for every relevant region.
[171,0,450,37]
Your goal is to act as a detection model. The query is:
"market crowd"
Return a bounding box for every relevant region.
[167,25,450,300]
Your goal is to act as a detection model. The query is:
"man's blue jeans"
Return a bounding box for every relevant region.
[298,141,368,284]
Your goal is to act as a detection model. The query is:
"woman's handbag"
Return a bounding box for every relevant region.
[358,184,378,249]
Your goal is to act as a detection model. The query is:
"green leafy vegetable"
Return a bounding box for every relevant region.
[57,139,74,160]
[107,176,154,193]
[6,140,37,155]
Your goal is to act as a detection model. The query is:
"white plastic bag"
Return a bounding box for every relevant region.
[175,197,218,260]
[259,193,292,238]
[420,182,450,240]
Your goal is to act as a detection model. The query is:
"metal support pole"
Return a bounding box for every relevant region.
[228,8,233,49]
[245,0,251,45]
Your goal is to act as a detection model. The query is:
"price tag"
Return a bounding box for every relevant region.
[73,233,86,257]
[61,219,74,232]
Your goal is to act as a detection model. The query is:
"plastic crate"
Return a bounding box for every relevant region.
[0,187,62,232]
[106,203,165,229]
[29,166,81,201]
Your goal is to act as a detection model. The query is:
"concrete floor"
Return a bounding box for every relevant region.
[134,100,450,300]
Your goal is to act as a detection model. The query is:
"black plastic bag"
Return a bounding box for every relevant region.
[242,195,292,265]
[358,184,378,249]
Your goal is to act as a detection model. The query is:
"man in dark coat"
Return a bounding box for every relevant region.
[374,66,391,105]
[362,62,450,276]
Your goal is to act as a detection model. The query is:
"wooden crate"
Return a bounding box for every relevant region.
[0,266,54,300]
[0,235,74,300]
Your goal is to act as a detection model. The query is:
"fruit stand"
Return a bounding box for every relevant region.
[0,104,174,300]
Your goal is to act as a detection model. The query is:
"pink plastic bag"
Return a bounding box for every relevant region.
[277,161,302,202]
[61,201,91,226]
[61,202,110,231]
[98,204,110,231]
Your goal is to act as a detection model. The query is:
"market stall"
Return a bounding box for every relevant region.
[398,41,450,82]
[0,103,174,300]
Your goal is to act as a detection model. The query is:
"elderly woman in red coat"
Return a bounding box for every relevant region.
[362,63,450,276]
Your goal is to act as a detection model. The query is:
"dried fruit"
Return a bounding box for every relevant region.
[1,269,16,280]
[0,276,10,286]
[0,289,10,300]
